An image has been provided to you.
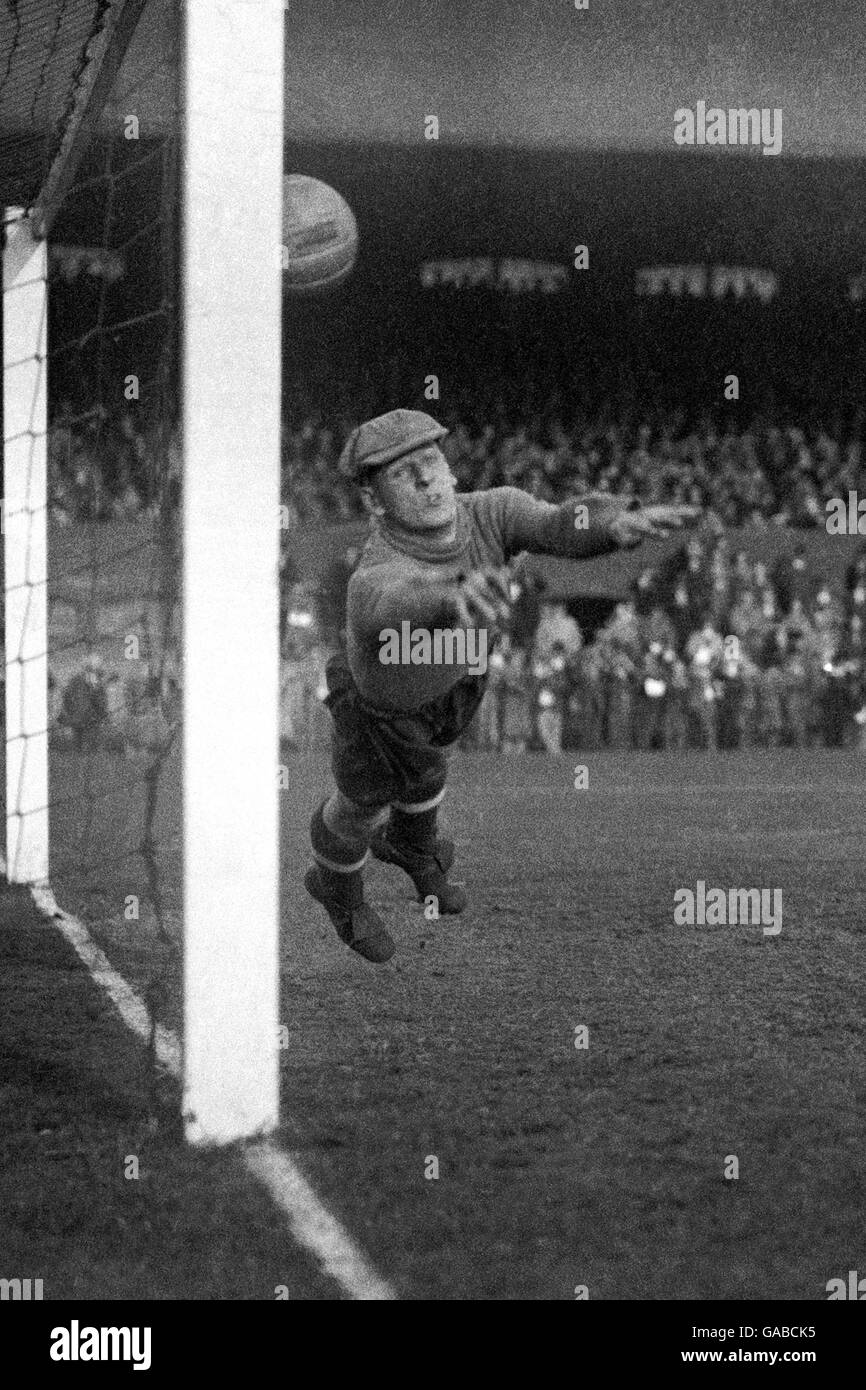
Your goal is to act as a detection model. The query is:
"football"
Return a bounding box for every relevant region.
[281,174,358,294]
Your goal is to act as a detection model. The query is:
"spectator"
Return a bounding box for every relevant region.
[499,646,532,753]
[58,655,108,752]
[533,602,582,663]
[685,622,724,750]
[533,640,571,755]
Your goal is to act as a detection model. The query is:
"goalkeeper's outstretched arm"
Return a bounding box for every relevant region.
[485,485,699,563]
[443,487,700,630]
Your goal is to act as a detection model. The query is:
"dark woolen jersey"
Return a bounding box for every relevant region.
[346,486,620,711]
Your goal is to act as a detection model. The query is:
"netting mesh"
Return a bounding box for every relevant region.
[1,1,119,207]
[2,0,182,1038]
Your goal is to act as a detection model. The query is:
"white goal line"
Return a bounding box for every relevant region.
[6,869,395,1302]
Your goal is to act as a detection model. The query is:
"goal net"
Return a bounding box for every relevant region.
[2,0,285,1144]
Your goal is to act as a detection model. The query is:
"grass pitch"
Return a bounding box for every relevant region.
[1,747,864,1299]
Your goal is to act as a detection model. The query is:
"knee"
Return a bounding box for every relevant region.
[324,792,388,842]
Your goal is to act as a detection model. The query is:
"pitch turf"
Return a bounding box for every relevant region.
[1,747,864,1299]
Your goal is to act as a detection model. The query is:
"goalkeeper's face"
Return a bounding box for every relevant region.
[365,444,458,533]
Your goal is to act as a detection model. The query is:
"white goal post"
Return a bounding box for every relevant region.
[3,212,49,889]
[2,0,286,1147]
[180,0,285,1145]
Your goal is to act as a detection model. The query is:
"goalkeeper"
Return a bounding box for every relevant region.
[306,409,695,963]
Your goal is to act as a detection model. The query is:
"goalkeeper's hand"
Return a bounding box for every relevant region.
[451,566,513,628]
[608,503,701,548]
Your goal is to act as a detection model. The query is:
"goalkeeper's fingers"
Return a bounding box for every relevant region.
[649,504,702,528]
[455,568,512,627]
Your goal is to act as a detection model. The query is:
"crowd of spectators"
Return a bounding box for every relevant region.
[46,394,865,533]
[275,387,866,753]
[48,404,178,525]
[39,398,866,754]
[42,538,866,757]
[292,530,866,755]
[461,534,866,754]
[281,391,866,530]
[45,650,181,762]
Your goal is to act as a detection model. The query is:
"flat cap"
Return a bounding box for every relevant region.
[338,409,448,481]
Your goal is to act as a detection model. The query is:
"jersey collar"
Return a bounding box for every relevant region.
[376,498,471,564]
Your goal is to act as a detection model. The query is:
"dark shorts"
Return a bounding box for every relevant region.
[324,652,488,809]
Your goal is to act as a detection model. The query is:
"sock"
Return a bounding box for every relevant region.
[388,803,439,854]
[310,803,365,907]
